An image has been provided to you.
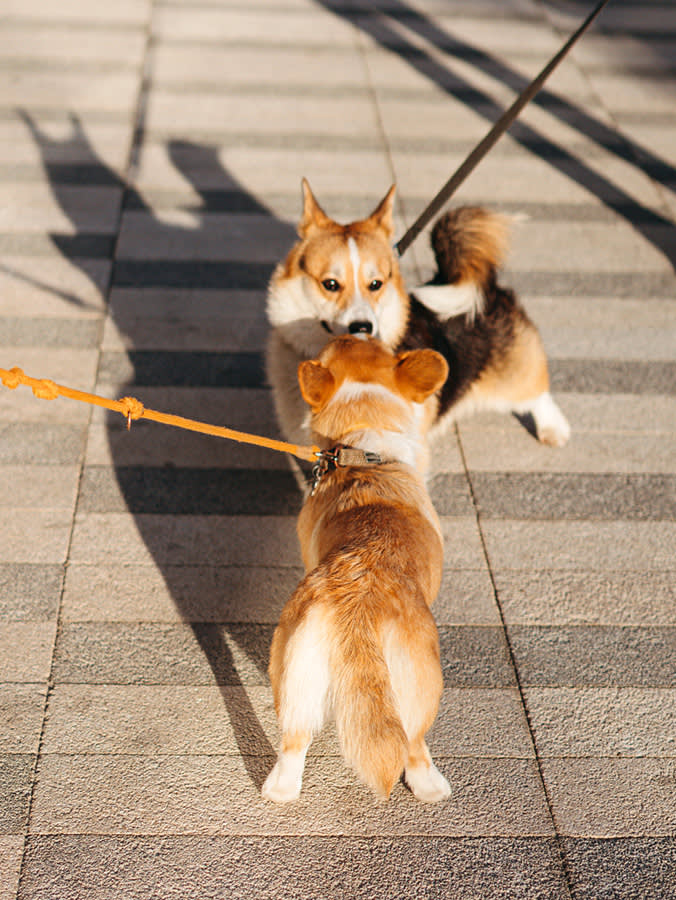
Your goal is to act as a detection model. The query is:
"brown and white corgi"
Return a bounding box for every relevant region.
[266,180,570,456]
[262,335,451,803]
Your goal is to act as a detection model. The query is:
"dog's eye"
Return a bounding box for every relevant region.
[321,278,340,292]
[367,279,383,292]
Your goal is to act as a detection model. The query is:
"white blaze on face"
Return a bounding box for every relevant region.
[337,237,378,336]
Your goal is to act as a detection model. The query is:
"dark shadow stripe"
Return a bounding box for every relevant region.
[509,625,676,687]
[79,467,302,516]
[112,261,274,289]
[550,359,676,394]
[123,189,275,214]
[98,351,267,388]
[562,837,676,900]
[19,835,570,899]
[470,473,676,521]
[51,621,515,687]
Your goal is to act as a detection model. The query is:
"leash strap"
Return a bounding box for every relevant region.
[0,365,321,464]
[395,0,612,257]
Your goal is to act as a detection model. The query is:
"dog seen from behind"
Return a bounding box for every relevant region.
[266,180,570,457]
[262,335,451,803]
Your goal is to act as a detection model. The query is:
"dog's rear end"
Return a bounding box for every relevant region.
[262,337,451,803]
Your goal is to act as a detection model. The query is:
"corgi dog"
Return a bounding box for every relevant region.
[266,180,570,456]
[262,335,451,803]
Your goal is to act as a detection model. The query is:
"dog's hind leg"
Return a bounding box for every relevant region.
[262,729,313,803]
[263,605,330,803]
[384,618,451,803]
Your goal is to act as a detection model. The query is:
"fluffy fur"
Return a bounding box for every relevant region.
[266,180,570,455]
[262,335,451,803]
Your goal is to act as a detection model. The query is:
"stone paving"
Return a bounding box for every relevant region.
[1,0,675,897]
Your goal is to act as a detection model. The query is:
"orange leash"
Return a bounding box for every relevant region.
[0,365,321,464]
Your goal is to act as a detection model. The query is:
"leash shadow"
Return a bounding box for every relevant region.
[315,0,676,270]
[21,111,301,790]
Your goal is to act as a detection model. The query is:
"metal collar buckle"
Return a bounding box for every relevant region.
[310,446,382,495]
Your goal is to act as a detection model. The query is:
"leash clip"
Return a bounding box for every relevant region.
[310,446,383,495]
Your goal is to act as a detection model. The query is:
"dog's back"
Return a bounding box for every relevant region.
[263,337,451,803]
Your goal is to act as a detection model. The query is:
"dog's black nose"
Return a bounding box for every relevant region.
[348,320,373,335]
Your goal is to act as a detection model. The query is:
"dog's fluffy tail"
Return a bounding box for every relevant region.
[413,206,510,321]
[330,600,408,800]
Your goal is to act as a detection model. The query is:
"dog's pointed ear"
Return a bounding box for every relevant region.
[298,359,336,410]
[299,178,333,238]
[394,349,448,403]
[367,184,396,239]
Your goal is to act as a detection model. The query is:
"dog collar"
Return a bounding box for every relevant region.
[310,445,382,495]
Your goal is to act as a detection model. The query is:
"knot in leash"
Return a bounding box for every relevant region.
[119,396,145,429]
[1,366,23,390]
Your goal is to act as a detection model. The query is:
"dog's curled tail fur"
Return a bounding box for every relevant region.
[330,604,407,800]
[431,206,509,287]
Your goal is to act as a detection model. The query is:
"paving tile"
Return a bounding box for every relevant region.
[68,513,303,567]
[51,622,272,686]
[0,255,110,318]
[562,837,676,900]
[77,466,304,516]
[0,836,23,900]
[98,350,267,387]
[542,758,676,837]
[460,428,676,475]
[0,316,100,348]
[1,71,141,114]
[145,93,381,140]
[0,623,56,681]
[526,297,676,361]
[525,687,676,757]
[153,8,360,46]
[0,509,74,565]
[495,570,676,626]
[30,754,553,836]
[434,568,500,625]
[0,466,80,509]
[4,0,150,25]
[1,23,147,67]
[117,211,298,261]
[470,472,676,520]
[0,754,34,834]
[438,626,515,686]
[60,563,301,623]
[0,563,62,622]
[481,520,676,570]
[509,626,676,687]
[0,684,47,753]
[550,360,676,395]
[0,184,122,233]
[18,835,570,900]
[547,394,676,434]
[105,288,269,353]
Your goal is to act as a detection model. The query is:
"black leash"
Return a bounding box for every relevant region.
[395,0,612,257]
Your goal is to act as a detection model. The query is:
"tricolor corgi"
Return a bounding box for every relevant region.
[266,180,570,457]
[262,335,451,803]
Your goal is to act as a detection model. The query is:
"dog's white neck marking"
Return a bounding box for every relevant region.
[324,380,426,470]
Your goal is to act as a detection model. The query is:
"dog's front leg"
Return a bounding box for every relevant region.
[262,730,312,803]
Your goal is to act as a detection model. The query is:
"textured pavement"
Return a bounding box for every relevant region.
[1,0,676,897]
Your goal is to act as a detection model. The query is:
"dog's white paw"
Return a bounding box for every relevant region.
[405,762,451,803]
[520,392,571,448]
[261,762,302,804]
